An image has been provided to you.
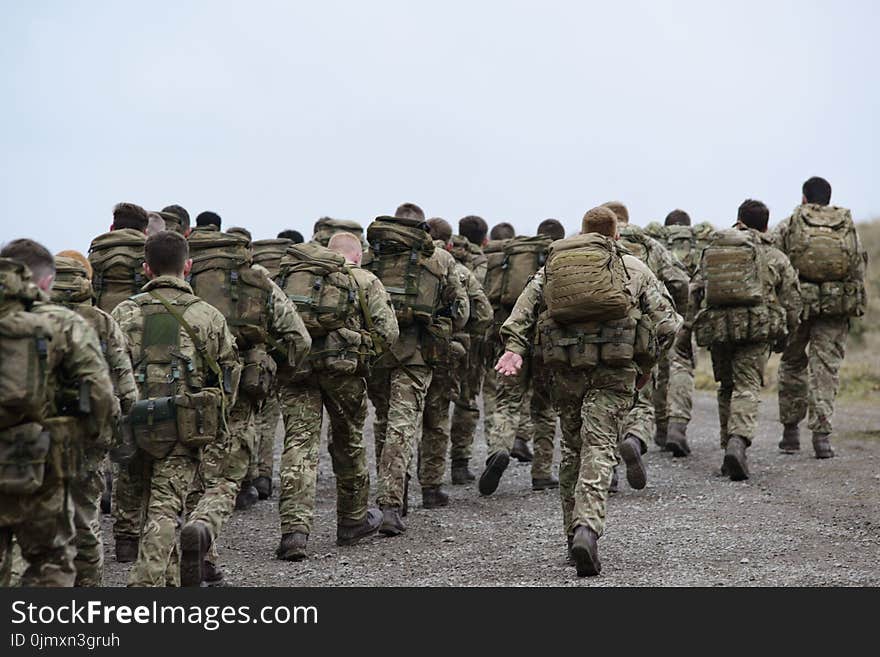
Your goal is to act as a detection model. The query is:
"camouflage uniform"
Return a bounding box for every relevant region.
[255,392,281,480]
[49,263,138,586]
[278,266,396,534]
[773,208,867,436]
[187,270,309,563]
[500,259,680,536]
[419,255,491,487]
[112,275,240,587]
[367,247,468,510]
[1,272,116,588]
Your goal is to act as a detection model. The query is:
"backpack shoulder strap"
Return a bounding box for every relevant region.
[146,290,222,381]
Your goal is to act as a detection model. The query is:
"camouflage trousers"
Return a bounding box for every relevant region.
[419,365,456,487]
[621,371,654,452]
[449,341,486,463]
[127,453,199,587]
[71,447,107,586]
[255,391,281,480]
[709,342,770,447]
[654,338,696,426]
[112,458,142,542]
[277,373,369,534]
[0,481,76,587]
[187,398,255,565]
[552,365,636,538]
[778,316,849,434]
[367,365,432,508]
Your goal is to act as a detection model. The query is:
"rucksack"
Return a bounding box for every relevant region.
[700,229,763,308]
[364,217,443,326]
[498,236,552,308]
[88,229,146,314]
[618,226,653,265]
[186,231,271,349]
[544,233,633,324]
[312,219,364,247]
[251,239,292,279]
[664,225,697,271]
[450,235,487,273]
[482,239,509,306]
[51,256,94,306]
[787,205,860,283]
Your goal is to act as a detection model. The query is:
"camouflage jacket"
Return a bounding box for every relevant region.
[348,264,400,352]
[619,225,690,310]
[253,264,312,370]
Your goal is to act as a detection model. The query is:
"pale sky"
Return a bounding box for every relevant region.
[2,0,878,254]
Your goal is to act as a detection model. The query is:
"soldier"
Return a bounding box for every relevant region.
[160,204,191,236]
[312,218,365,247]
[680,200,801,480]
[602,202,688,489]
[0,240,116,587]
[49,253,139,586]
[365,203,469,536]
[277,230,304,243]
[182,225,310,585]
[774,177,867,458]
[274,232,398,560]
[111,231,240,587]
[194,211,222,232]
[419,218,491,506]
[495,207,680,576]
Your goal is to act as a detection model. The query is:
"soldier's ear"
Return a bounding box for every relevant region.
[183,258,193,277]
[143,262,155,280]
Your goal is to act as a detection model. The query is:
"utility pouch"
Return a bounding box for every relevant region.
[239,346,277,402]
[45,416,83,483]
[0,422,50,494]
[129,397,178,460]
[175,389,223,450]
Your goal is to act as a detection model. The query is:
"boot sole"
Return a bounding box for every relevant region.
[666,440,690,458]
[778,445,800,455]
[619,440,647,490]
[723,452,749,481]
[422,500,450,509]
[478,451,510,496]
[276,550,308,561]
[378,523,405,537]
[336,525,381,547]
[510,452,533,463]
[532,481,560,491]
[570,540,601,577]
[180,525,208,587]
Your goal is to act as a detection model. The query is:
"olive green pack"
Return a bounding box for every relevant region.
[88,229,146,314]
[787,205,860,284]
[251,238,292,279]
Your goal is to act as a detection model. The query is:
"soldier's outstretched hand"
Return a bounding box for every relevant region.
[495,350,523,377]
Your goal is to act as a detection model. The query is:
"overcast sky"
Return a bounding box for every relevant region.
[2,0,878,254]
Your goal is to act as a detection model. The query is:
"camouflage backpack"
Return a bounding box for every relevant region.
[786,205,860,283]
[482,239,509,306]
[618,226,654,265]
[700,229,764,308]
[313,219,365,247]
[544,233,633,324]
[186,230,272,349]
[88,229,146,314]
[0,258,59,493]
[51,256,94,306]
[364,217,443,326]
[498,236,552,308]
[664,225,698,272]
[251,238,292,279]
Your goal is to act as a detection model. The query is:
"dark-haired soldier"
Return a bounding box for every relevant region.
[682,200,800,480]
[278,230,304,244]
[160,205,191,236]
[111,231,240,586]
[490,222,516,241]
[88,203,149,315]
[194,211,222,231]
[774,177,867,458]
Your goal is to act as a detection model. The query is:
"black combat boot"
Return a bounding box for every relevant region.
[337,508,382,546]
[619,434,647,490]
[180,520,212,587]
[100,469,112,514]
[510,437,533,462]
[778,423,800,454]
[812,432,835,459]
[276,529,309,561]
[532,475,559,491]
[378,506,406,537]
[253,476,272,500]
[609,466,619,494]
[654,421,668,449]
[203,560,224,586]
[451,459,475,485]
[115,537,139,563]
[723,436,750,481]
[570,525,601,577]
[566,535,574,565]
[665,421,691,457]
[235,481,259,511]
[478,450,510,496]
[422,486,450,509]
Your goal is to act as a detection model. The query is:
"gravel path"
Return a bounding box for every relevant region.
[102,392,880,587]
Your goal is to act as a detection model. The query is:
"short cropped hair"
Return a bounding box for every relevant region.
[196,211,222,228]
[602,201,629,225]
[145,231,189,276]
[581,207,618,238]
[278,230,304,243]
[112,202,149,232]
[737,199,770,232]
[161,204,190,233]
[537,218,565,241]
[395,203,425,222]
[665,209,691,227]
[803,176,832,206]
[489,222,515,240]
[327,232,363,262]
[427,218,453,243]
[459,215,488,245]
[1,238,56,281]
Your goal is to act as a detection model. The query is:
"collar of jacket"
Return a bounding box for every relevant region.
[141,275,194,294]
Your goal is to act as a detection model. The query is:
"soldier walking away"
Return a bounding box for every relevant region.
[159,204,191,236]
[774,177,868,458]
[0,240,116,587]
[494,208,680,576]
[49,253,139,586]
[111,232,240,587]
[364,203,468,537]
[682,200,801,480]
[277,230,304,243]
[274,232,397,560]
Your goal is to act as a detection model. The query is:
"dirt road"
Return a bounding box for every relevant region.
[102,391,880,586]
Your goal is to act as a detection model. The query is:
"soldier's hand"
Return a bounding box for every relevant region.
[495,351,523,377]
